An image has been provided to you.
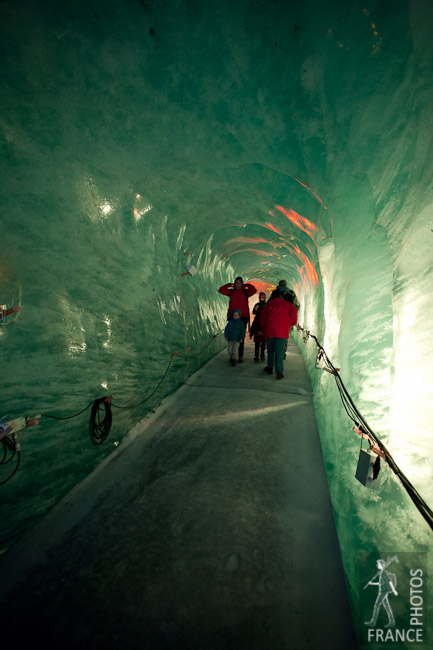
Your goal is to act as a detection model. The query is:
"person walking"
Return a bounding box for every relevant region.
[218,277,256,362]
[259,287,298,379]
[275,280,300,358]
[249,292,267,361]
[224,309,246,366]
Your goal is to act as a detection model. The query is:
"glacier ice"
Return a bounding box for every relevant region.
[1,0,433,643]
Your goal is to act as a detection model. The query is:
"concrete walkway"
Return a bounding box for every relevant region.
[0,339,359,649]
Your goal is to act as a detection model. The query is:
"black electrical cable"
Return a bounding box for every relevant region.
[1,334,217,484]
[1,434,16,465]
[0,436,20,486]
[89,398,113,445]
[42,399,113,447]
[112,354,176,410]
[296,324,433,533]
[41,401,94,421]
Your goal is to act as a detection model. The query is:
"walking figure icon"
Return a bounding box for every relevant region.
[364,556,399,628]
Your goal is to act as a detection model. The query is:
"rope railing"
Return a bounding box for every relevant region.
[296,324,433,534]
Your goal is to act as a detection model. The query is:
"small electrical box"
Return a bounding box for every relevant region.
[355,448,381,490]
[185,264,197,276]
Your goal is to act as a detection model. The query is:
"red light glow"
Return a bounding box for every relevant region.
[297,267,308,294]
[263,223,283,235]
[275,206,318,239]
[294,178,327,209]
[226,237,269,245]
[248,280,275,296]
[293,244,319,287]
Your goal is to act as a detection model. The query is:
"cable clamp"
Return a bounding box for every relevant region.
[353,425,386,461]
[322,366,341,375]
[302,329,310,343]
[315,349,324,368]
[0,305,20,319]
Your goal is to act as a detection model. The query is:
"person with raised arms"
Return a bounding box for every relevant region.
[218,276,256,362]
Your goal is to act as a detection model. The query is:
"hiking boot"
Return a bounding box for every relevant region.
[264,367,273,374]
[238,357,243,363]
[254,357,259,362]
[230,358,236,366]
[277,372,284,379]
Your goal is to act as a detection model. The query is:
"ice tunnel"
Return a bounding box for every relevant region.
[1,0,433,647]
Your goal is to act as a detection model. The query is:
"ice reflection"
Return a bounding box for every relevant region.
[68,341,87,355]
[102,315,111,349]
[100,201,113,217]
[391,283,433,490]
[161,401,308,426]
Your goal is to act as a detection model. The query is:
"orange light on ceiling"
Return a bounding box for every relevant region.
[300,216,318,231]
[275,206,318,239]
[248,280,275,297]
[263,223,283,235]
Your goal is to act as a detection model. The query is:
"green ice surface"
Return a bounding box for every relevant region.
[1,0,433,646]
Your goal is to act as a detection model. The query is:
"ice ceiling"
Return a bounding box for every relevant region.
[1,0,433,639]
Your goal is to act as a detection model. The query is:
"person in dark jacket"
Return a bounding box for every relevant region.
[259,291,298,379]
[249,292,267,361]
[224,309,246,366]
[218,277,256,362]
[276,279,300,309]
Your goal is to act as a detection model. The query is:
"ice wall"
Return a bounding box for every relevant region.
[1,0,433,645]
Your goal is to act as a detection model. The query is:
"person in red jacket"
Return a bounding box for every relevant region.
[259,287,298,379]
[218,277,257,362]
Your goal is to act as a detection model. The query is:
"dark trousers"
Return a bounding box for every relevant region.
[255,340,265,359]
[238,317,249,358]
[266,338,287,374]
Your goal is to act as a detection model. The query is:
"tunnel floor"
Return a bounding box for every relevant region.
[0,339,358,649]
